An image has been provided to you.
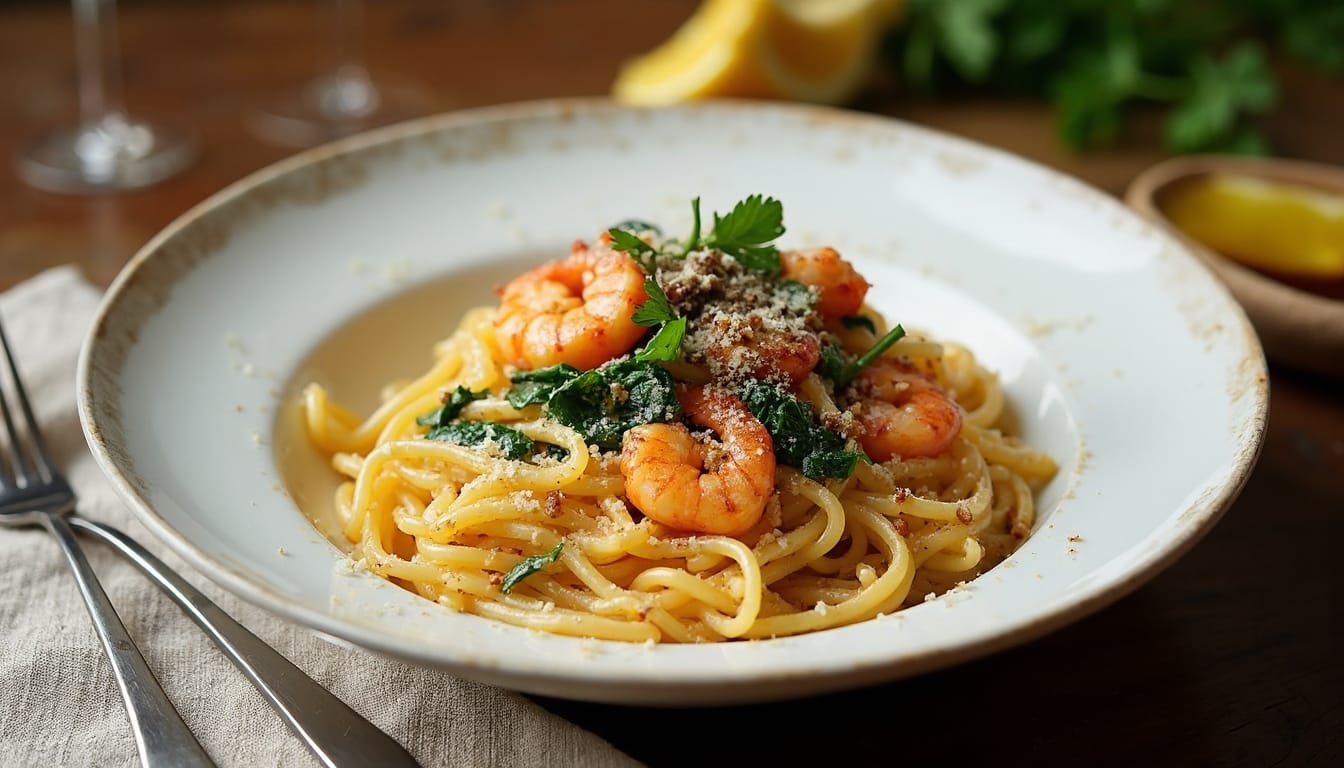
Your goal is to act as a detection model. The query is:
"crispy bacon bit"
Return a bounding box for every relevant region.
[545,490,565,518]
[488,573,503,586]
[893,487,910,503]
[894,518,910,537]
[955,506,972,524]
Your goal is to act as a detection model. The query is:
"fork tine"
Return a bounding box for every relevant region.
[0,316,48,487]
[0,333,23,489]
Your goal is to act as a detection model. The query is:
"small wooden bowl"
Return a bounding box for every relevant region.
[1125,154,1344,378]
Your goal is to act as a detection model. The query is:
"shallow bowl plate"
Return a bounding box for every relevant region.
[78,99,1267,705]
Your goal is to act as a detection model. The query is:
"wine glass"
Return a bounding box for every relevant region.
[18,0,195,194]
[248,0,433,148]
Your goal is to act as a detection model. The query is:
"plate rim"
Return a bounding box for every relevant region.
[75,97,1270,703]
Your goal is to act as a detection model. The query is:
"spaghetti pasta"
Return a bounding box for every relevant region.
[298,198,1057,642]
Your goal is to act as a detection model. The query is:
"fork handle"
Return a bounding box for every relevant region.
[42,514,216,768]
[70,517,422,768]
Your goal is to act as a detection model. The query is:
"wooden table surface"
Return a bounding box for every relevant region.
[3,2,1340,766]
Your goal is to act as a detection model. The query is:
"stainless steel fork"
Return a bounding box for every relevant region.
[0,316,420,768]
[0,329,214,766]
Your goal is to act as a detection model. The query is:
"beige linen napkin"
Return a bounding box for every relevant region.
[0,267,637,768]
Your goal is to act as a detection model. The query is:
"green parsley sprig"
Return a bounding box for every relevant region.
[687,194,786,272]
[630,276,686,363]
[818,324,907,388]
[882,0,1332,154]
[608,194,786,272]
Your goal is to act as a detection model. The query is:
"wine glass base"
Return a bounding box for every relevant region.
[18,116,196,194]
[248,71,434,149]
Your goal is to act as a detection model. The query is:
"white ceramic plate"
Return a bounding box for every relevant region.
[78,99,1267,705]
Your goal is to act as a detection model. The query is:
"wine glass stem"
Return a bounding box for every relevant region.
[73,0,127,127]
[330,0,365,75]
[321,0,377,118]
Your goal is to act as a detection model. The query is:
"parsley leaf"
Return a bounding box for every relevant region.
[932,0,1009,82]
[607,228,655,259]
[1053,38,1143,150]
[630,277,686,362]
[500,542,563,594]
[426,420,534,460]
[741,381,868,481]
[631,317,686,364]
[632,277,676,327]
[1165,43,1276,153]
[704,195,785,272]
[416,386,488,428]
[1280,5,1344,74]
[886,0,1300,154]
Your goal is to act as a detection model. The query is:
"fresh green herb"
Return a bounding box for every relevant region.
[546,361,680,451]
[616,194,785,271]
[426,420,535,460]
[840,314,878,334]
[741,381,868,481]
[416,386,488,428]
[818,325,907,388]
[816,343,849,383]
[500,542,564,594]
[703,194,785,272]
[683,196,703,253]
[1279,3,1344,74]
[504,359,680,450]
[802,450,870,481]
[846,324,907,382]
[607,228,656,259]
[631,317,686,364]
[885,0,1303,153]
[505,381,559,409]
[630,276,686,362]
[632,277,677,327]
[505,364,581,409]
[1164,44,1276,153]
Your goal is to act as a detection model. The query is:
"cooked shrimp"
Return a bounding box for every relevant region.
[621,385,775,536]
[494,239,649,370]
[780,247,870,320]
[853,359,962,460]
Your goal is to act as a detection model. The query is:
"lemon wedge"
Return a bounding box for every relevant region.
[1162,174,1344,280]
[612,0,903,106]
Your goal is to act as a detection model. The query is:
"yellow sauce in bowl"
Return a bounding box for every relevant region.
[1159,173,1344,299]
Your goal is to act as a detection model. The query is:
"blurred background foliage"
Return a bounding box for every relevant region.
[885,0,1344,154]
